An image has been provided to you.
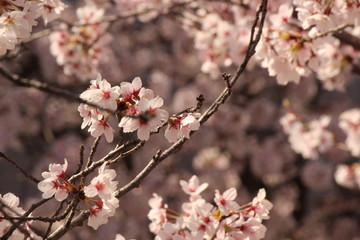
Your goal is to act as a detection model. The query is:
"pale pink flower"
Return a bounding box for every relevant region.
[88,117,115,143]
[214,188,240,216]
[179,175,208,200]
[84,162,118,200]
[80,73,120,111]
[248,188,273,220]
[0,192,30,239]
[165,113,200,143]
[78,104,99,129]
[148,194,168,234]
[186,199,216,238]
[38,0,67,25]
[88,197,119,230]
[0,11,31,39]
[339,108,360,157]
[227,217,267,240]
[155,222,186,240]
[281,113,333,160]
[120,77,143,103]
[335,163,360,189]
[37,159,72,201]
[119,96,168,141]
[76,4,104,24]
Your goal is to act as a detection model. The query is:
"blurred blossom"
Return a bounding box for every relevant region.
[193,147,230,171]
[334,163,360,189]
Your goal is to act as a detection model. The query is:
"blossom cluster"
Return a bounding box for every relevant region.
[280,108,360,192]
[339,108,360,157]
[148,175,272,240]
[37,158,74,201]
[85,162,119,230]
[255,1,360,90]
[280,108,360,159]
[49,5,112,80]
[79,73,201,143]
[177,1,360,91]
[280,112,334,160]
[115,0,175,22]
[0,0,66,55]
[335,163,360,190]
[36,159,119,230]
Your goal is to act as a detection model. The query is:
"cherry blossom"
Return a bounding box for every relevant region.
[149,176,272,240]
[119,96,169,141]
[88,117,115,142]
[165,113,200,143]
[179,175,208,200]
[84,162,118,201]
[339,108,360,157]
[87,197,119,230]
[214,187,240,216]
[247,189,273,220]
[80,73,120,111]
[148,193,168,234]
[0,0,66,55]
[37,159,74,201]
[280,112,333,160]
[49,4,110,80]
[334,163,360,189]
[38,0,67,25]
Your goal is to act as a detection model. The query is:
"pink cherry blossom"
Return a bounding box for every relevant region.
[148,193,168,234]
[214,188,240,216]
[165,113,200,143]
[119,96,169,141]
[80,73,120,111]
[84,162,118,200]
[88,117,115,143]
[37,159,73,201]
[179,175,208,200]
[87,197,119,230]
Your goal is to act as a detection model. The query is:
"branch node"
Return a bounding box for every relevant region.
[222,73,232,89]
[153,150,163,161]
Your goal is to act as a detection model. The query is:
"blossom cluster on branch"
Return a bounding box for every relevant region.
[79,73,201,143]
[147,176,272,240]
[0,0,66,55]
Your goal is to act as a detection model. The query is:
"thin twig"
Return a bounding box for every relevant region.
[0,152,39,184]
[44,201,66,237]
[74,145,85,175]
[0,66,115,114]
[86,137,101,168]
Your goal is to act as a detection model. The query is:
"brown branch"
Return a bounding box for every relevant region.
[334,30,360,51]
[86,137,101,168]
[68,139,143,183]
[44,201,66,237]
[74,145,85,176]
[0,66,117,115]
